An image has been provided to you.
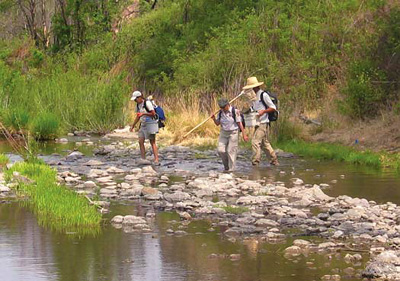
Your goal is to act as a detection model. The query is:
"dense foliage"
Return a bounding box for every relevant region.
[0,0,399,135]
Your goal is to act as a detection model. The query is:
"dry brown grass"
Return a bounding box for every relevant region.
[159,96,220,146]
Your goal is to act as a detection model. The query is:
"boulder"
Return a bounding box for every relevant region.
[164,191,191,202]
[284,246,302,256]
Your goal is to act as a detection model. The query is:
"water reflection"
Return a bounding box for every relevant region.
[0,202,364,281]
[249,157,400,204]
[0,203,57,281]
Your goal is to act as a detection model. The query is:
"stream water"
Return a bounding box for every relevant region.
[0,138,399,281]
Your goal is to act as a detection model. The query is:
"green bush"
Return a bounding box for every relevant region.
[341,60,386,118]
[31,112,60,140]
[271,114,303,143]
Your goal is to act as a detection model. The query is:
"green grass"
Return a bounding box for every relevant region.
[0,153,9,166]
[276,140,399,170]
[31,112,60,140]
[5,162,101,235]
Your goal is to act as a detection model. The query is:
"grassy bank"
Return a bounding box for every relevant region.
[276,140,400,171]
[5,162,101,234]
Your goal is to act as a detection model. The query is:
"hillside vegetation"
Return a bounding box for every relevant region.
[0,0,399,141]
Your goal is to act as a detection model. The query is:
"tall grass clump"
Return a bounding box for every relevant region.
[277,140,383,168]
[5,162,101,234]
[1,108,30,133]
[31,112,60,140]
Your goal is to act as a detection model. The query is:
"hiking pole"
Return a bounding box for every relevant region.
[183,91,245,139]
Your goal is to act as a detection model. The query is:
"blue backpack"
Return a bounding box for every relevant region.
[141,100,166,128]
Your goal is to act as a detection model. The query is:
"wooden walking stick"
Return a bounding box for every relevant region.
[183,91,245,139]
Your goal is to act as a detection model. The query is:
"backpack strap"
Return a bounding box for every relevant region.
[143,100,152,113]
[232,107,238,123]
[260,91,269,110]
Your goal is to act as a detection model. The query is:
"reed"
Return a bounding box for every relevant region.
[5,162,101,234]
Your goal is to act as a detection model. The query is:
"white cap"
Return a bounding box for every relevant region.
[131,91,142,101]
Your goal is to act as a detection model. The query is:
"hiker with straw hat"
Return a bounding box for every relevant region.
[243,77,279,166]
[211,98,248,172]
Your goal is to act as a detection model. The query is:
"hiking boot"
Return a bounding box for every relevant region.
[270,159,280,166]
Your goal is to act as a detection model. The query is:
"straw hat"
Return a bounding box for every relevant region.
[242,77,264,90]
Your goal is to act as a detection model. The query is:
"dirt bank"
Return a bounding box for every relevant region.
[309,114,400,153]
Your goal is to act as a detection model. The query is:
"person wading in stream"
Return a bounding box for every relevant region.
[211,98,248,172]
[129,91,160,165]
[243,76,279,166]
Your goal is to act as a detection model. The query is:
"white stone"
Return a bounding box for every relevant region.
[97,176,113,183]
[292,178,304,185]
[284,246,302,256]
[106,167,125,174]
[123,215,147,225]
[255,219,279,227]
[0,184,10,192]
[84,160,104,166]
[120,183,131,189]
[111,215,124,224]
[130,168,142,174]
[293,239,311,248]
[142,166,157,175]
[84,181,97,188]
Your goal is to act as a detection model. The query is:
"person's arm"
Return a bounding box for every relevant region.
[237,121,248,142]
[138,110,156,117]
[258,93,276,117]
[235,109,248,141]
[211,112,220,126]
[130,115,140,132]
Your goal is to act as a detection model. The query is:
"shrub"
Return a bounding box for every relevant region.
[31,112,60,140]
[341,60,386,118]
[271,114,303,143]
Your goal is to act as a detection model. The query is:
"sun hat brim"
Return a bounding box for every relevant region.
[242,81,264,90]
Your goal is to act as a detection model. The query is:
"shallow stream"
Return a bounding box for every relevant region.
[0,138,399,281]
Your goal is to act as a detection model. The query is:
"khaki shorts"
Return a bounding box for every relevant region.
[138,124,156,140]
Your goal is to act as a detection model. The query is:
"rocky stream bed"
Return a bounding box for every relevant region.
[1,134,400,280]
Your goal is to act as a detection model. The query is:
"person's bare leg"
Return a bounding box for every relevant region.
[139,137,146,159]
[150,139,159,163]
